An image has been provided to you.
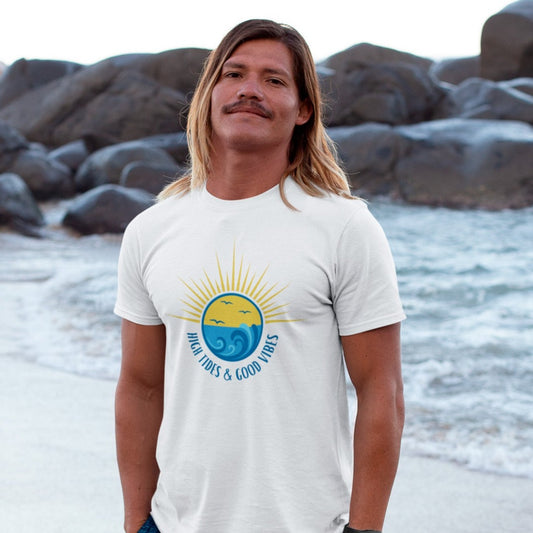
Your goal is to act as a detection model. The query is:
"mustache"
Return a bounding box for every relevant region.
[221,100,273,119]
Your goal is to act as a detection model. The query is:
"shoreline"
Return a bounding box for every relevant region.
[2,356,532,532]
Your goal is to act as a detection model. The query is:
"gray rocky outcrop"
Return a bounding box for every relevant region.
[120,161,183,196]
[48,140,90,172]
[430,56,480,85]
[501,77,533,97]
[0,67,188,147]
[135,132,190,165]
[74,141,177,191]
[62,184,154,234]
[329,124,407,195]
[394,119,533,209]
[0,49,208,147]
[0,120,29,172]
[434,77,533,123]
[319,43,444,126]
[0,59,83,109]
[330,118,533,209]
[0,172,44,227]
[8,148,74,199]
[481,0,533,80]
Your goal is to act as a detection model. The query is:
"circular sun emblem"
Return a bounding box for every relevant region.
[201,293,263,362]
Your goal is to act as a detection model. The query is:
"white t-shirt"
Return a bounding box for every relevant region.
[114,177,405,533]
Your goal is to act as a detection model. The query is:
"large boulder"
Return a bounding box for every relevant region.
[329,124,407,195]
[0,58,83,109]
[7,149,74,200]
[136,132,189,165]
[0,120,29,172]
[0,60,188,147]
[126,48,209,99]
[48,139,90,172]
[62,184,154,234]
[0,172,44,227]
[394,118,533,209]
[120,161,183,196]
[430,56,480,85]
[320,42,434,73]
[74,141,177,191]
[319,43,442,126]
[481,0,533,80]
[434,77,533,123]
[501,77,533,97]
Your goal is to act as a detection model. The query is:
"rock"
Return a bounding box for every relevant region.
[330,62,445,126]
[430,56,480,85]
[0,64,187,147]
[120,161,183,195]
[0,172,44,227]
[97,47,209,97]
[434,77,533,123]
[319,44,442,126]
[62,184,154,234]
[48,140,90,171]
[320,42,433,72]
[8,149,74,200]
[501,77,533,97]
[394,118,533,209]
[0,120,29,172]
[74,141,177,191]
[481,0,533,80]
[0,58,83,109]
[136,132,189,165]
[329,124,407,195]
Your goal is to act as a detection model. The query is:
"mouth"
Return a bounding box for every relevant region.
[222,101,273,119]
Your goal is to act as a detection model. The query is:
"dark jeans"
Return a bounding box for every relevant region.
[138,515,160,533]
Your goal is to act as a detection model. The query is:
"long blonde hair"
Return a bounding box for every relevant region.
[158,19,351,205]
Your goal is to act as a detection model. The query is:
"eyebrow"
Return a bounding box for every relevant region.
[222,60,291,78]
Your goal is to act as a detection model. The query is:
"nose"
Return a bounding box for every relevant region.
[238,76,263,100]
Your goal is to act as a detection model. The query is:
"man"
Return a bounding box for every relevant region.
[115,19,405,533]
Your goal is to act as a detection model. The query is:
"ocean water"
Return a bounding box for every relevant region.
[1,199,532,479]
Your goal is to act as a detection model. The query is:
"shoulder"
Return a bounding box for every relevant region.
[286,178,370,226]
[125,189,195,235]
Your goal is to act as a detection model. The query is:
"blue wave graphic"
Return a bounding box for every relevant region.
[202,323,262,362]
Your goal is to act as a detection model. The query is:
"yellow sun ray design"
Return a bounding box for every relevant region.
[169,245,299,325]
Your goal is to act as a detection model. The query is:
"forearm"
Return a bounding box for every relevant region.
[115,379,163,533]
[348,386,404,530]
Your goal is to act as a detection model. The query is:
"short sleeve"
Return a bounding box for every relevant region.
[332,203,405,336]
[114,220,163,326]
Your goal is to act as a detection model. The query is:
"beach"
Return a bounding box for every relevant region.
[2,355,532,533]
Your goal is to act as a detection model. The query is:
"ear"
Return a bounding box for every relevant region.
[295,99,313,126]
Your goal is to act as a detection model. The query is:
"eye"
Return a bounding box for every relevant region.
[267,77,285,86]
[224,71,241,79]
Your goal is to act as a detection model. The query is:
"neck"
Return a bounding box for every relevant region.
[207,148,289,200]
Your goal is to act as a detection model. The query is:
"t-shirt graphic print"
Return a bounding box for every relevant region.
[171,245,296,382]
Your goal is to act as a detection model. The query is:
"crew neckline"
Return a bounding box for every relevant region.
[199,181,284,210]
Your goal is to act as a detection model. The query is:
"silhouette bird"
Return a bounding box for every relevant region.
[239,310,251,314]
[210,319,225,324]
[221,300,233,305]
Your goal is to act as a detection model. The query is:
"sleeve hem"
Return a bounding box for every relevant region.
[338,311,406,337]
[113,305,164,326]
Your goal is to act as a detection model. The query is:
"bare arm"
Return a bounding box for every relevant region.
[115,319,166,533]
[342,322,404,531]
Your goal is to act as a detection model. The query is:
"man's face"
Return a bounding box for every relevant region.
[210,39,311,155]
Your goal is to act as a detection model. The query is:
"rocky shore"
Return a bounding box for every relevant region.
[1,1,533,236]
